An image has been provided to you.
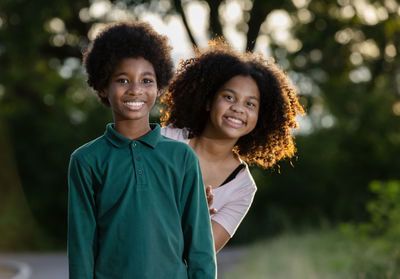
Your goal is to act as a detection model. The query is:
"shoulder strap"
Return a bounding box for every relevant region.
[220,164,246,186]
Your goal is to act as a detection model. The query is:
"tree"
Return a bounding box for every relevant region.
[0,0,111,249]
[1,0,399,249]
[236,0,400,241]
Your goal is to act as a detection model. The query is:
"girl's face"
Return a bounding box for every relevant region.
[206,75,260,140]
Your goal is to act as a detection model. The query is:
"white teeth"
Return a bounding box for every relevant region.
[227,117,243,124]
[125,101,144,107]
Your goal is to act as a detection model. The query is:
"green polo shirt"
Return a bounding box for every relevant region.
[68,123,216,279]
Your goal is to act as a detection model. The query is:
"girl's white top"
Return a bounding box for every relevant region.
[161,125,257,237]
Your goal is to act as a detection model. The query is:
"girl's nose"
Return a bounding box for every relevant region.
[230,103,244,113]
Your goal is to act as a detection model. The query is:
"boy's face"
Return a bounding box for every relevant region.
[101,57,158,124]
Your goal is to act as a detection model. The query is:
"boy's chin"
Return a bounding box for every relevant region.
[113,112,151,123]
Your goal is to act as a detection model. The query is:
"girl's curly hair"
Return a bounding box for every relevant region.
[161,39,305,169]
[82,21,173,106]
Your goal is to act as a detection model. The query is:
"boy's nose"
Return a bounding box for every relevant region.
[127,83,142,95]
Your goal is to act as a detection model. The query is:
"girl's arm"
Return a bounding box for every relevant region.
[211,221,231,253]
[210,175,257,253]
[206,186,230,252]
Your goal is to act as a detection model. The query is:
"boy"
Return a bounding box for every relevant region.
[67,21,216,279]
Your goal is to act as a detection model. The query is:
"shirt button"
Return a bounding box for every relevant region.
[132,142,137,147]
[138,169,143,175]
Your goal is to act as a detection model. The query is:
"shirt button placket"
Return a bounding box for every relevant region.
[131,141,137,172]
[132,141,144,186]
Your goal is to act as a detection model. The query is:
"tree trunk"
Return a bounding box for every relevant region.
[173,0,198,49]
[0,119,41,250]
[246,0,270,51]
[207,0,224,37]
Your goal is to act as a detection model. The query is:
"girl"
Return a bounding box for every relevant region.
[161,39,304,252]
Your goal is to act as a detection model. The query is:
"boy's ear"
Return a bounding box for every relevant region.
[99,89,108,98]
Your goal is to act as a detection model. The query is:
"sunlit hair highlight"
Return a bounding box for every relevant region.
[161,38,305,169]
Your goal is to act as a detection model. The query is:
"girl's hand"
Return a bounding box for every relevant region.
[206,185,217,215]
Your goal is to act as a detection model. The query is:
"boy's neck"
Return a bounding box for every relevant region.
[114,120,152,140]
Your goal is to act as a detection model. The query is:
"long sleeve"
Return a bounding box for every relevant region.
[67,154,97,279]
[180,157,217,279]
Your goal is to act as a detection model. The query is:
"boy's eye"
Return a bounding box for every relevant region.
[224,95,234,101]
[117,78,129,84]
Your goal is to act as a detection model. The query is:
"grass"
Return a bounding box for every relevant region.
[222,229,392,279]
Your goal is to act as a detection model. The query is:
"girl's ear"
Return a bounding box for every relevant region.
[205,100,211,111]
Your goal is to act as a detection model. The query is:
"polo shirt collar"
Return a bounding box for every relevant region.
[105,123,161,149]
[137,123,161,148]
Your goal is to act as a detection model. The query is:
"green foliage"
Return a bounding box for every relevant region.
[232,0,400,244]
[340,180,400,277]
[223,230,389,279]
[367,181,400,241]
[1,0,400,250]
[0,0,113,249]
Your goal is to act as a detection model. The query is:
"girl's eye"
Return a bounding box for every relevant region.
[143,78,154,84]
[247,101,256,107]
[117,78,129,84]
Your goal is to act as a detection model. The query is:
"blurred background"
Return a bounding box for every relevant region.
[0,0,400,278]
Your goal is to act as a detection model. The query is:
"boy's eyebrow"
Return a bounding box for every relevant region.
[142,71,156,76]
[112,71,156,77]
[222,88,260,101]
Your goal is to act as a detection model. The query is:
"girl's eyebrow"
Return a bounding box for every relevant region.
[222,88,237,94]
[248,96,260,101]
[222,88,260,101]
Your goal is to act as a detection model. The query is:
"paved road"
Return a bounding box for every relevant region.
[0,246,248,279]
[0,253,67,279]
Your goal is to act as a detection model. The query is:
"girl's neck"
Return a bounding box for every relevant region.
[189,134,238,163]
[114,120,151,140]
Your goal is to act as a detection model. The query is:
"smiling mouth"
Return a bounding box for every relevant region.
[224,116,246,127]
[124,101,144,110]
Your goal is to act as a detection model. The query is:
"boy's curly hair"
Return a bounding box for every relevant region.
[83,21,173,106]
[161,39,305,169]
